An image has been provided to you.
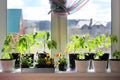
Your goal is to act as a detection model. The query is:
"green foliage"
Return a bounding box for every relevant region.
[85,37,95,52]
[94,50,103,59]
[21,55,33,67]
[77,53,84,59]
[92,34,111,59]
[58,54,67,64]
[112,50,120,59]
[110,35,118,43]
[47,40,57,50]
[16,34,35,54]
[67,34,87,53]
[1,34,13,59]
[34,31,57,52]
[110,35,120,59]
[37,53,54,65]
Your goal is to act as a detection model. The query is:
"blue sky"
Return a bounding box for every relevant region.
[7,0,111,22]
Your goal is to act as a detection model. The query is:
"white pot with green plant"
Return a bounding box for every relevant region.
[67,34,89,70]
[75,52,89,72]
[0,34,15,72]
[93,34,111,73]
[109,35,120,72]
[67,35,84,70]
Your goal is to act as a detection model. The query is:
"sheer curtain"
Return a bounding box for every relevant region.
[49,0,89,15]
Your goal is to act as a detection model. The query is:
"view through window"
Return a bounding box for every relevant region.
[7,0,51,53]
[67,0,111,54]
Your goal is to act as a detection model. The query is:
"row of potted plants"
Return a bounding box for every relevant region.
[67,34,120,72]
[0,32,120,73]
[0,31,58,72]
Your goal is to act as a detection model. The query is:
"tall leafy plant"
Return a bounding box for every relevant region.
[16,33,35,54]
[34,31,57,53]
[67,35,86,54]
[1,34,14,59]
[94,34,109,58]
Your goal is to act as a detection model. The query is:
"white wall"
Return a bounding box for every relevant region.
[0,0,7,52]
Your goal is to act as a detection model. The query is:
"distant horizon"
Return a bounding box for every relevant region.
[23,18,111,23]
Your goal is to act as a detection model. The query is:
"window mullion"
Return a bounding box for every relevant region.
[51,14,67,55]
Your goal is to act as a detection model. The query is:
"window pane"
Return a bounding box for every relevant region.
[67,0,111,54]
[7,0,51,53]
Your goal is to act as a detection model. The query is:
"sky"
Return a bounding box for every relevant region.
[7,0,111,22]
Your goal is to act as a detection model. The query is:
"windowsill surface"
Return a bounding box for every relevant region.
[0,70,120,80]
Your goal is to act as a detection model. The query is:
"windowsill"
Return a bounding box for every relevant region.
[0,70,120,80]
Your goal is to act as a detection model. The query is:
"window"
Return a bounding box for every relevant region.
[7,0,51,53]
[67,0,111,54]
[5,0,119,71]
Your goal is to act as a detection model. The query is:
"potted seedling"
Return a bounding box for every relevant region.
[33,31,57,72]
[55,51,68,71]
[84,35,96,60]
[93,34,111,72]
[110,35,120,72]
[16,34,35,72]
[67,34,87,70]
[95,34,110,60]
[67,35,82,70]
[0,34,15,72]
[75,52,89,72]
[34,31,57,54]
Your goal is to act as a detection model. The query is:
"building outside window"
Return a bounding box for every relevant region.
[7,0,51,53]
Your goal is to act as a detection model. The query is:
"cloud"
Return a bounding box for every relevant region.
[68,0,111,22]
[7,0,24,8]
[99,0,111,3]
[7,0,111,22]
[7,0,51,20]
[23,7,50,20]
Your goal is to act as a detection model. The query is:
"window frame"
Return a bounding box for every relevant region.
[51,0,120,58]
[0,0,120,57]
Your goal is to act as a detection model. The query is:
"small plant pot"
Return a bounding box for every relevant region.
[110,59,120,72]
[38,53,46,58]
[93,60,107,73]
[85,53,95,60]
[59,63,67,71]
[12,53,21,69]
[99,53,109,60]
[75,60,89,72]
[0,59,15,72]
[69,53,79,70]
